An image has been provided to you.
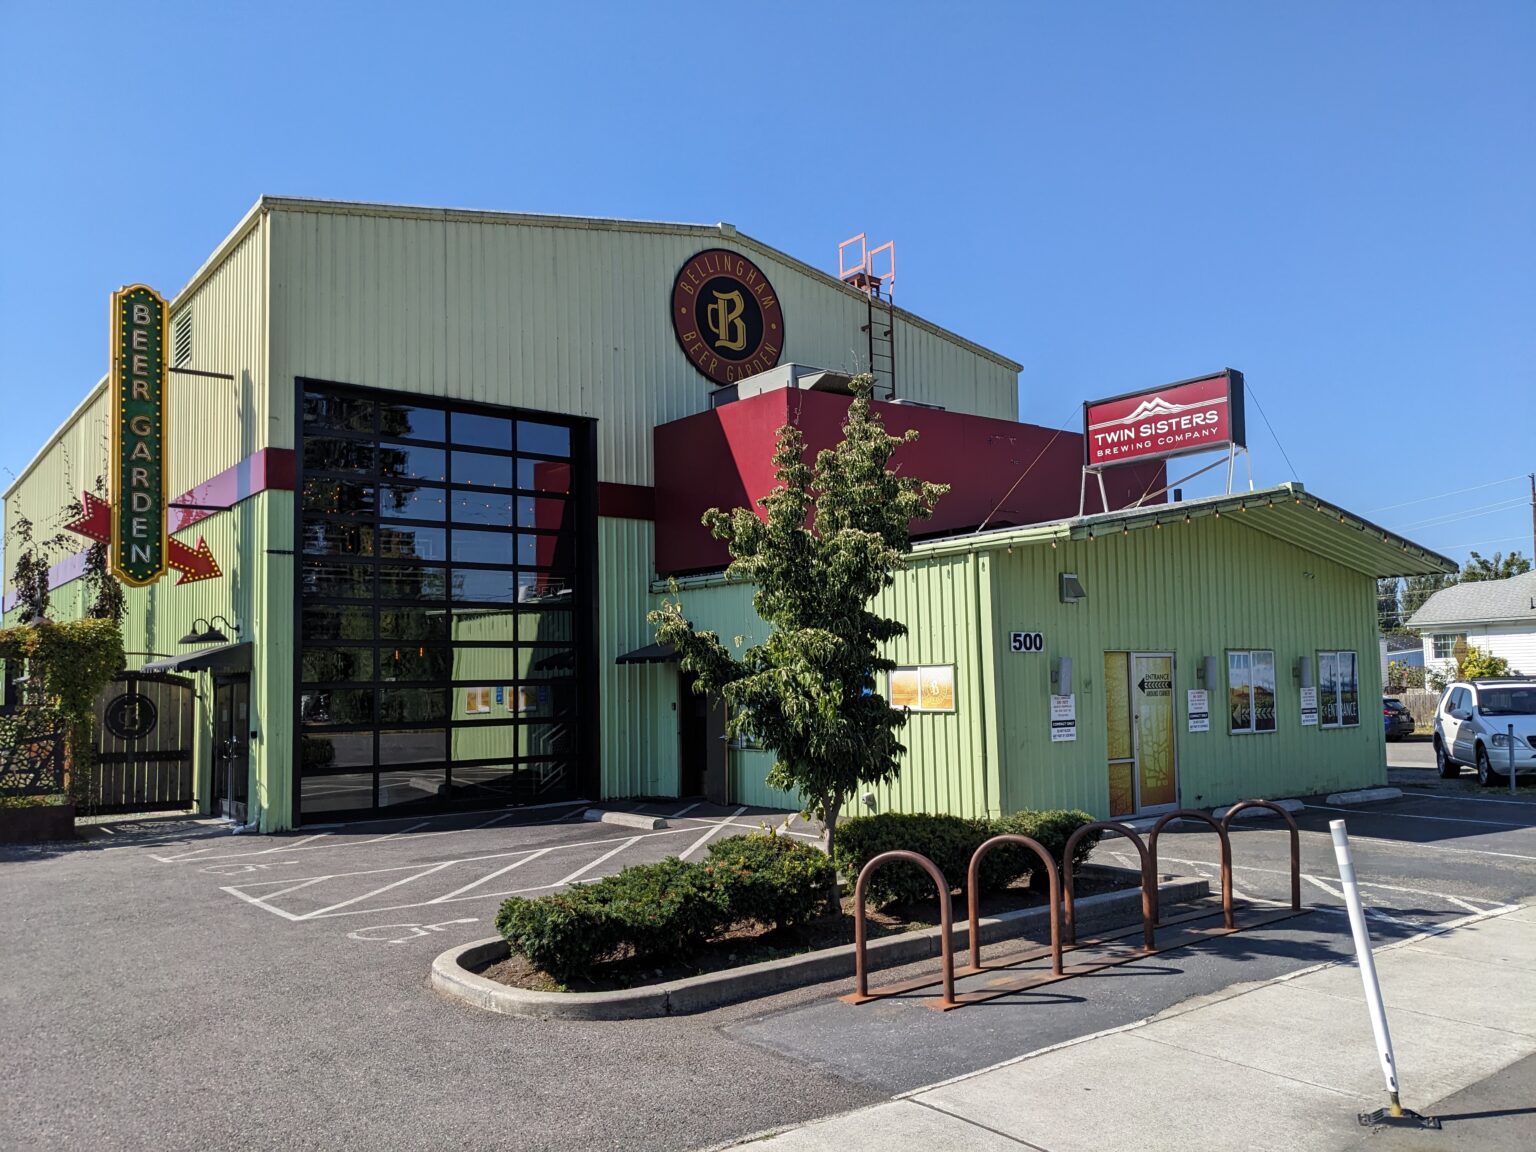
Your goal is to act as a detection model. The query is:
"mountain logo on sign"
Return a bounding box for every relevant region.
[1089,393,1226,431]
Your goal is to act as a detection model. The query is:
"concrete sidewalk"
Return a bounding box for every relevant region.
[732,901,1536,1152]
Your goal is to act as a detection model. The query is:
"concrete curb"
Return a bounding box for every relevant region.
[1212,797,1304,820]
[431,874,1211,1020]
[1323,786,1403,806]
[583,808,668,830]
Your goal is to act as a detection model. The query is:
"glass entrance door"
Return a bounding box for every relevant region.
[213,675,250,821]
[1131,654,1177,811]
[1103,652,1178,816]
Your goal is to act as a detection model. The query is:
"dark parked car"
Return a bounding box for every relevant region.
[1383,697,1414,741]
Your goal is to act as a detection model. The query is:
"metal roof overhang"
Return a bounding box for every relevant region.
[913,483,1457,579]
[141,642,252,675]
[615,642,678,665]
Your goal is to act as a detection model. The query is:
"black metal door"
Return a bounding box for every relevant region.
[213,676,250,822]
[91,673,196,814]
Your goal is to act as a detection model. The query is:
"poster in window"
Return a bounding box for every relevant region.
[889,668,919,709]
[1253,650,1277,732]
[920,665,955,712]
[1228,651,1251,730]
[888,665,955,713]
[1338,651,1359,726]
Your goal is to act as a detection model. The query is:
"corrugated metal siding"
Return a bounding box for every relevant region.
[993,514,1385,815]
[265,208,1018,483]
[3,220,269,595]
[598,517,677,798]
[655,554,998,819]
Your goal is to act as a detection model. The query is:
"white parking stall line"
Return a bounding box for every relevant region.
[670,802,701,819]
[1397,790,1536,808]
[1300,873,1430,932]
[153,803,590,866]
[552,837,641,887]
[1351,835,1536,862]
[428,847,558,903]
[296,860,460,921]
[679,806,749,860]
[1306,803,1534,830]
[219,885,311,922]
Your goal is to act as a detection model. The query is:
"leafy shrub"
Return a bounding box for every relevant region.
[496,856,729,981]
[704,830,835,928]
[833,813,990,907]
[834,809,1103,907]
[980,810,1100,893]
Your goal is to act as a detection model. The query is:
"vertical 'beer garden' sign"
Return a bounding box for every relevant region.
[111,285,170,586]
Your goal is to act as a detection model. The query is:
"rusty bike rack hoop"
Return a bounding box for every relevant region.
[1219,799,1302,913]
[1147,810,1234,929]
[965,835,1062,976]
[1062,821,1156,951]
[845,850,957,1009]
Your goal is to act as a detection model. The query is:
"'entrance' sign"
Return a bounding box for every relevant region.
[111,285,170,586]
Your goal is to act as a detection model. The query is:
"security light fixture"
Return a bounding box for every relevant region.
[1052,656,1073,696]
[1059,572,1087,604]
[1199,656,1219,688]
[1295,658,1314,689]
[180,615,240,645]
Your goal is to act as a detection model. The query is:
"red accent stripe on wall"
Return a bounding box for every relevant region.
[597,482,655,521]
[170,448,296,532]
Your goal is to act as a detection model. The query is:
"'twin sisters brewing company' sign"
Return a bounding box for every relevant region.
[1084,370,1246,469]
[111,285,170,586]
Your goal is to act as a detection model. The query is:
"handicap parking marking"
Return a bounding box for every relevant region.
[199,860,301,876]
[347,918,479,944]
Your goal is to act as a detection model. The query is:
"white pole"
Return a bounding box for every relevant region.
[1330,819,1402,1116]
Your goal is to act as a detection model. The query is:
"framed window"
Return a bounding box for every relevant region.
[1431,634,1463,660]
[1318,651,1360,728]
[1228,649,1277,734]
[296,379,594,824]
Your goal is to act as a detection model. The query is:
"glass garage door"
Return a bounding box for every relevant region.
[294,380,594,822]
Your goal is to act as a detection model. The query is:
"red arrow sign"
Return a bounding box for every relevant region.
[64,491,112,544]
[63,491,222,585]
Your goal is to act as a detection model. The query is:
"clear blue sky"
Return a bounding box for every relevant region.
[2,2,1532,570]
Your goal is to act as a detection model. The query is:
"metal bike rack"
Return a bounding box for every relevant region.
[965,834,1062,975]
[838,799,1313,1014]
[1220,799,1302,913]
[840,849,958,1009]
[1063,821,1155,951]
[1148,809,1234,929]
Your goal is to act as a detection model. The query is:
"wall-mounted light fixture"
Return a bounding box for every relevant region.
[1052,656,1073,696]
[1198,656,1219,688]
[1059,572,1087,604]
[1295,657,1314,689]
[180,615,241,645]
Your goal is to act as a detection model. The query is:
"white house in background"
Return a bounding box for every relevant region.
[1408,571,1536,678]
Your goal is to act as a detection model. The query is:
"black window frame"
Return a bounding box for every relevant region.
[292,378,598,824]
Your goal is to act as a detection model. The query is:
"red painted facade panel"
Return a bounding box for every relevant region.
[654,391,1166,576]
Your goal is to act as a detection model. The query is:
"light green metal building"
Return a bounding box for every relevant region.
[3,197,1454,830]
[666,484,1454,818]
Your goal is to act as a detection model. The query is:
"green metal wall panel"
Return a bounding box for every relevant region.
[598,517,677,798]
[992,513,1386,816]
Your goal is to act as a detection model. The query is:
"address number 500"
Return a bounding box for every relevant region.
[1009,631,1044,653]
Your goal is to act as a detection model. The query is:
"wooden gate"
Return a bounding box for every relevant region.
[89,672,197,814]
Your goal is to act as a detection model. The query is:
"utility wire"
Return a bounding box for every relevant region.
[1394,496,1529,532]
[974,400,1081,533]
[1367,474,1526,515]
[1244,378,1299,480]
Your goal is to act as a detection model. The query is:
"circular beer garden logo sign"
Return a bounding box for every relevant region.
[671,248,785,387]
[104,692,158,741]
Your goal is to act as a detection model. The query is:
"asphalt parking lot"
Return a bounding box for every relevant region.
[2,745,1532,1152]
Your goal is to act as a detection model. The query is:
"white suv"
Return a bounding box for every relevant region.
[1434,678,1536,785]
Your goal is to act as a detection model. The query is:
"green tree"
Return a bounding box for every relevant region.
[1401,572,1455,620]
[650,375,947,885]
[1458,643,1514,680]
[1460,550,1532,582]
[1376,577,1402,632]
